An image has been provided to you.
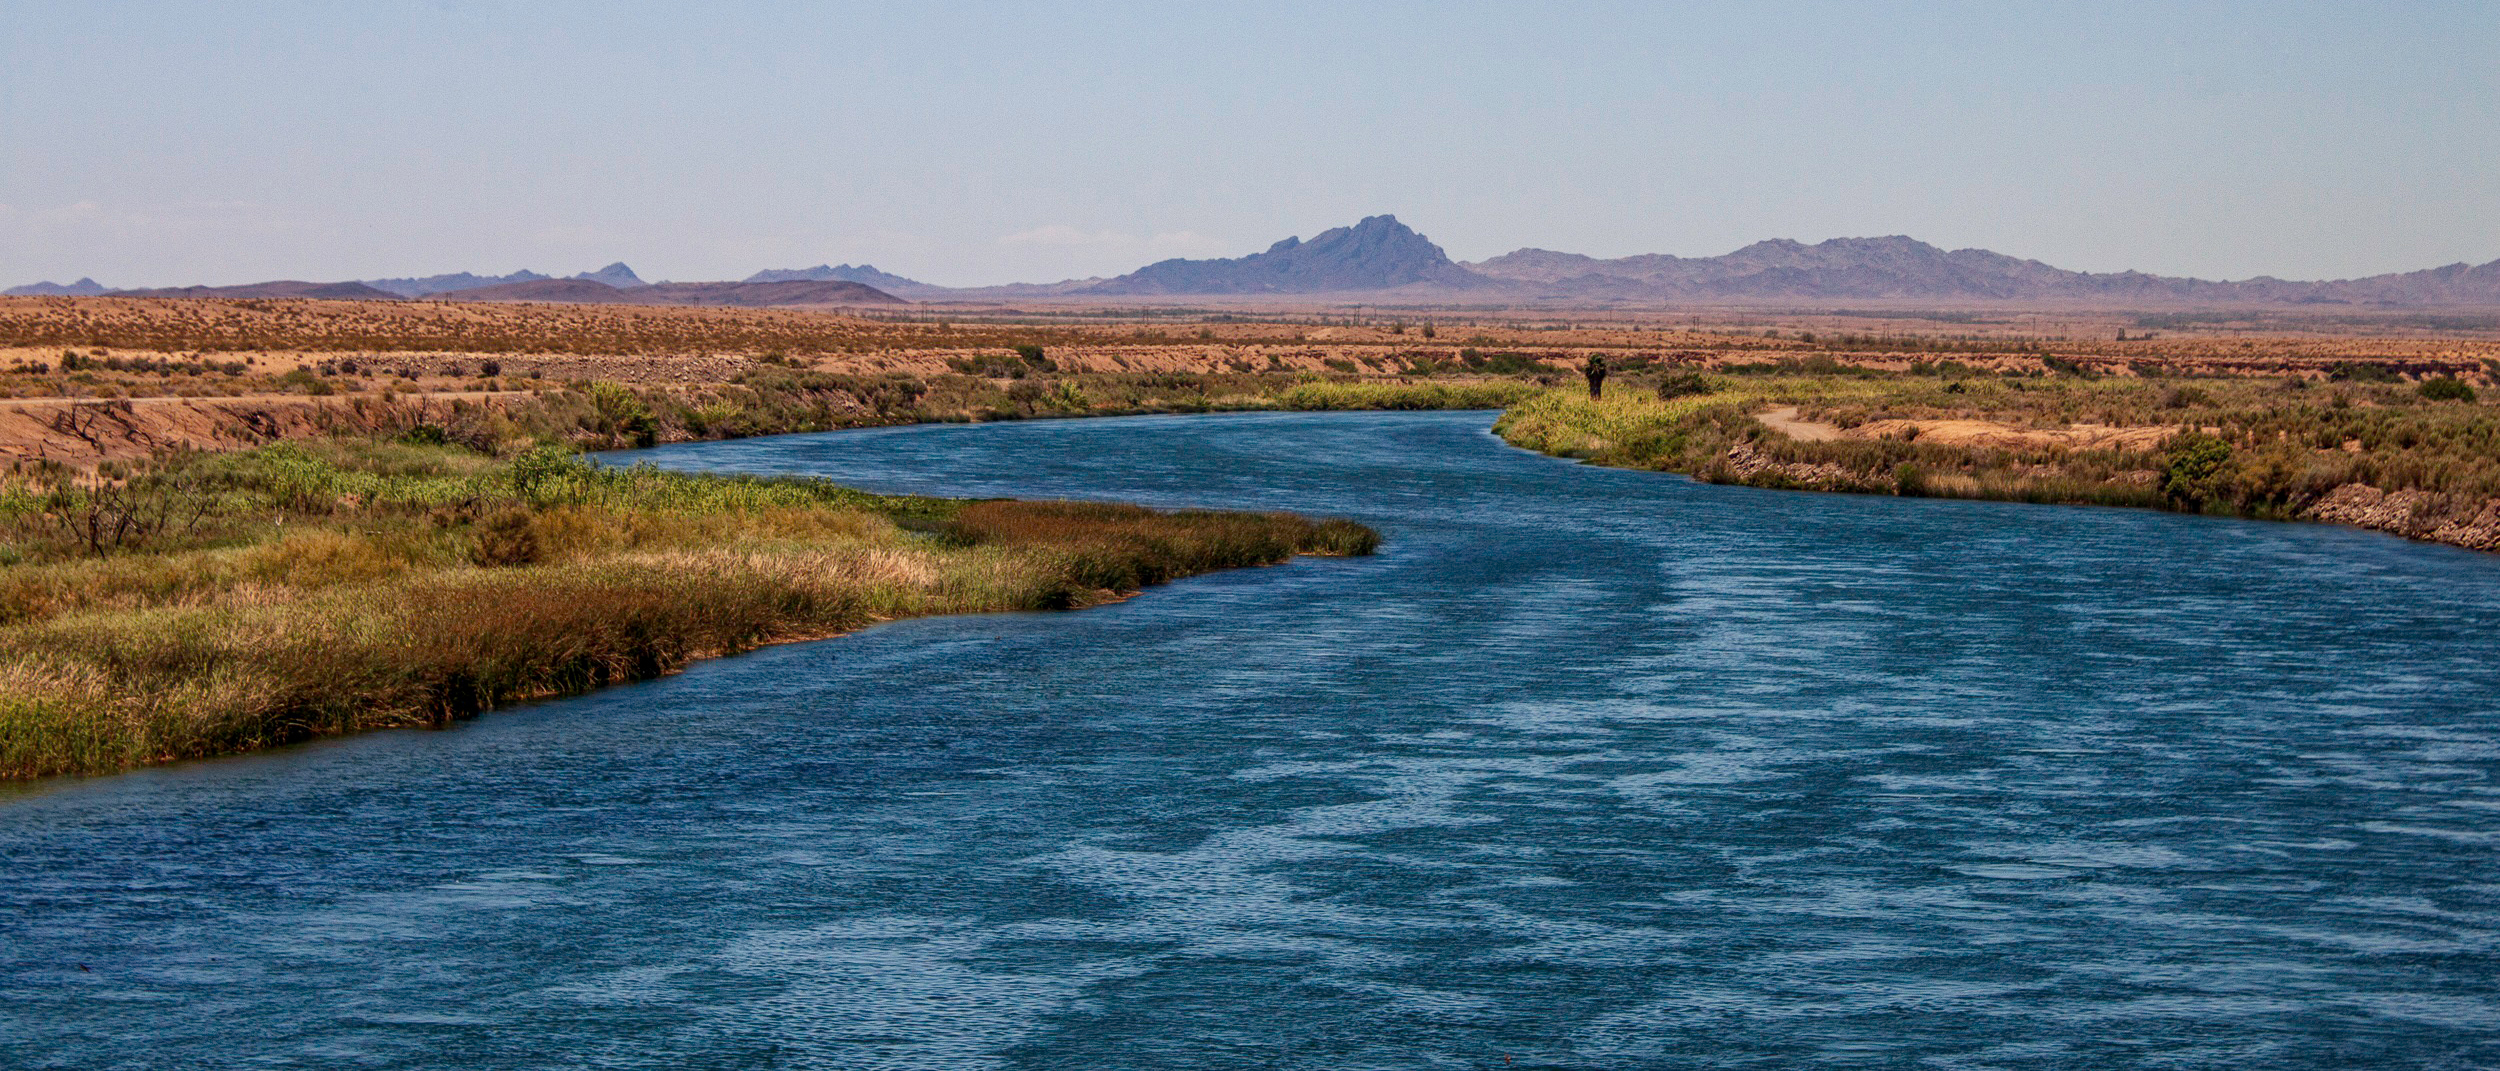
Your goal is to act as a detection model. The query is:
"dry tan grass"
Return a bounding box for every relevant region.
[0,446,1378,780]
[1818,415,2182,452]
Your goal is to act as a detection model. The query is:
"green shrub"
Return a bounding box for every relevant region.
[278,368,335,395]
[2157,432,2234,508]
[1656,371,1713,400]
[2420,377,2477,402]
[2329,361,2399,383]
[2163,386,2215,409]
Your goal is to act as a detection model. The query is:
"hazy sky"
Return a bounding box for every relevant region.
[4,1,2495,287]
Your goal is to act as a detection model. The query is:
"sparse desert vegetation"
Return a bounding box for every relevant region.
[3,295,2498,552]
[3,294,2491,467]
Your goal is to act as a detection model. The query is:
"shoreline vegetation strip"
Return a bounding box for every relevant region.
[0,441,1376,780]
[1486,369,2500,553]
[13,340,2487,553]
[4,354,2498,778]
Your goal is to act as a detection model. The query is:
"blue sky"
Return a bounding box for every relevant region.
[3,1,2494,287]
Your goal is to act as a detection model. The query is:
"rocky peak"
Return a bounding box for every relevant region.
[572,262,647,289]
[1089,214,1491,294]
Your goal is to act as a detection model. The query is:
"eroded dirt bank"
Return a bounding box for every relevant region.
[0,393,523,468]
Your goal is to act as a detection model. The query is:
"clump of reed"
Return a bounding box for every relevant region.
[0,442,1376,779]
[945,499,1377,599]
[1490,386,1748,464]
[1273,380,1542,411]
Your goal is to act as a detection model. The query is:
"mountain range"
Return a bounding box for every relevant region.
[12,217,2500,306]
[4,262,899,307]
[730,218,2500,305]
[741,264,943,299]
[1464,236,2500,305]
[362,270,553,298]
[5,277,108,297]
[428,277,904,308]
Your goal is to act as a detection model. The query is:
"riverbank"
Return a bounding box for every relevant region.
[0,372,1544,467]
[12,409,2497,1065]
[0,440,1376,779]
[7,299,2500,778]
[1493,371,2500,552]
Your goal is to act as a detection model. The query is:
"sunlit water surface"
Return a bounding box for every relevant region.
[5,411,2498,1069]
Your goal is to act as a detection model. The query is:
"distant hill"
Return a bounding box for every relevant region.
[431,278,904,307]
[1086,215,1492,295]
[109,280,404,301]
[2292,258,2500,306]
[428,278,641,303]
[362,270,551,299]
[933,278,1109,300]
[744,263,941,298]
[571,262,647,289]
[1467,237,2219,301]
[3,278,107,297]
[638,280,905,307]
[1466,236,2500,305]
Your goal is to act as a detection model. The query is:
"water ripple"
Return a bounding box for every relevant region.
[4,411,2497,1068]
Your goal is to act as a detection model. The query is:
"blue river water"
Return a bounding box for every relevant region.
[5,410,2499,1069]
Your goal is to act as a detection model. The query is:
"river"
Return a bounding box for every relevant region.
[5,410,2498,1068]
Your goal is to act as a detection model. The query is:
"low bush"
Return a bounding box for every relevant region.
[1656,371,1714,400]
[2329,361,2400,383]
[2420,376,2477,402]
